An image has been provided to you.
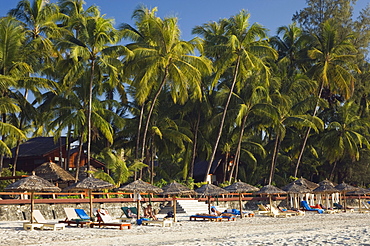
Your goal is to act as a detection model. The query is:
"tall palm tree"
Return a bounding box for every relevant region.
[57,9,127,175]
[320,101,370,181]
[193,10,277,181]
[294,19,359,177]
[121,6,212,165]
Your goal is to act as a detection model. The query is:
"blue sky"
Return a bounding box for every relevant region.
[1,0,368,39]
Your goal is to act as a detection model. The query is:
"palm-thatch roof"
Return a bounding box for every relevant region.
[334,182,358,192]
[71,165,98,181]
[223,181,259,193]
[346,187,369,195]
[313,179,338,193]
[116,179,163,194]
[5,173,61,192]
[281,177,318,191]
[64,177,114,191]
[256,185,287,195]
[195,183,229,196]
[161,181,195,196]
[282,183,312,194]
[33,161,74,182]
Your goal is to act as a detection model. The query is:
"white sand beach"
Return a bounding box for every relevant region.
[1,212,370,246]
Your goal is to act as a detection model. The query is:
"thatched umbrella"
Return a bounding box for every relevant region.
[116,179,163,219]
[255,185,287,215]
[33,161,74,183]
[334,182,357,212]
[223,181,259,218]
[313,179,338,209]
[5,172,61,223]
[282,183,312,209]
[65,177,115,218]
[161,181,196,222]
[195,183,229,214]
[346,187,369,212]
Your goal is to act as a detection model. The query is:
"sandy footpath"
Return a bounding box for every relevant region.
[1,212,370,246]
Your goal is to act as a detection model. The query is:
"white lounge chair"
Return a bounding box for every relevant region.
[32,210,65,231]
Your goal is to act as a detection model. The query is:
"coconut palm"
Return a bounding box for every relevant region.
[294,19,359,177]
[193,10,278,181]
[121,6,212,165]
[56,8,128,175]
[320,101,370,180]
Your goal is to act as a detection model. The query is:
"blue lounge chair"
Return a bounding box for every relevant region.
[210,206,236,221]
[300,201,324,214]
[75,208,91,220]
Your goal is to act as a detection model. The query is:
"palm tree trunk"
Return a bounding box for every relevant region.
[140,68,169,160]
[190,111,200,179]
[294,83,324,177]
[205,56,241,182]
[74,136,83,182]
[135,103,145,180]
[87,59,96,176]
[12,140,21,176]
[231,111,249,182]
[268,135,280,185]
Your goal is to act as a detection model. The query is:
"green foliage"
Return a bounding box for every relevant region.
[0,167,27,191]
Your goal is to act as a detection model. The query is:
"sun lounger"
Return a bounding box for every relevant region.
[140,218,173,227]
[59,208,91,227]
[189,214,223,222]
[120,207,138,222]
[32,210,65,231]
[23,222,44,231]
[210,206,237,221]
[269,205,304,216]
[300,201,324,214]
[254,204,271,215]
[90,209,131,230]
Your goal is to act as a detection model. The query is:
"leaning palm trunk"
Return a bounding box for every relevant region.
[140,68,169,160]
[229,111,248,183]
[189,111,200,179]
[294,83,324,177]
[205,57,241,182]
[268,135,281,185]
[74,136,84,182]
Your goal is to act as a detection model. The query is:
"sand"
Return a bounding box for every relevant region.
[1,212,369,246]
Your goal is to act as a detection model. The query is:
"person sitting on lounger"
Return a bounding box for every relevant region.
[143,204,157,220]
[127,208,137,218]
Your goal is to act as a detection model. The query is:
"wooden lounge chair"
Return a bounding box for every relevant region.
[59,208,91,228]
[254,204,271,215]
[90,209,131,230]
[210,206,237,221]
[267,205,297,217]
[140,218,173,227]
[120,207,138,222]
[32,210,65,231]
[189,214,223,222]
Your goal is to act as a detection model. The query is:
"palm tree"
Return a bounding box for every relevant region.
[193,10,278,181]
[320,101,370,181]
[294,19,359,177]
[121,6,212,166]
[56,8,128,175]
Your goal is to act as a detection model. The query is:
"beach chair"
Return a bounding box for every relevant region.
[254,204,271,215]
[120,207,138,222]
[90,209,131,230]
[32,210,65,231]
[267,205,299,217]
[189,214,223,222]
[59,208,91,227]
[210,206,237,221]
[300,201,324,214]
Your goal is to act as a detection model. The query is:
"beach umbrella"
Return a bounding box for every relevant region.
[5,172,61,223]
[334,182,357,212]
[65,177,115,218]
[223,181,259,218]
[255,185,287,215]
[195,183,230,214]
[161,181,196,222]
[116,179,163,219]
[282,183,312,209]
[313,179,338,209]
[33,161,75,183]
[346,188,369,212]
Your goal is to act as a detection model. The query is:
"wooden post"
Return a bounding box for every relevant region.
[173,196,177,222]
[30,191,35,223]
[89,190,93,218]
[239,193,243,218]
